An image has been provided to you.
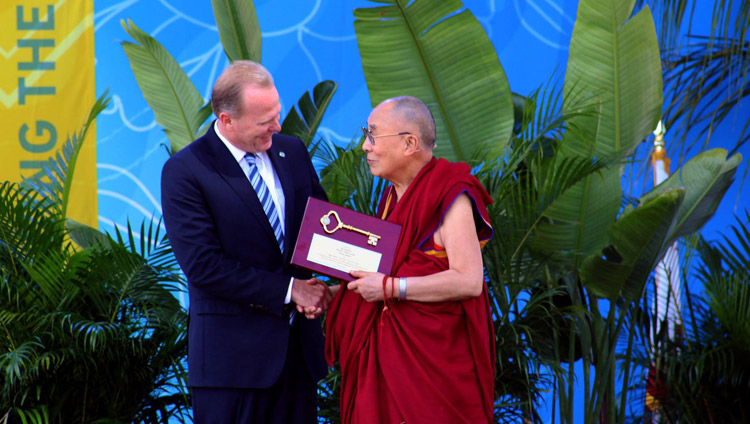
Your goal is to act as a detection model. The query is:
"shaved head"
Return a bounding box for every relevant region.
[381,96,436,148]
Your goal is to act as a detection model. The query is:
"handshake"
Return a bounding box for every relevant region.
[290,277,338,319]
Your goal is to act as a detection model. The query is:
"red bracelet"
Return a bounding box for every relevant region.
[381,274,390,311]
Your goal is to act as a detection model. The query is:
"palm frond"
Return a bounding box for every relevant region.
[20,93,109,221]
[315,138,387,215]
[639,0,750,164]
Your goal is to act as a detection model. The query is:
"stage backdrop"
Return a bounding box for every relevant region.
[1,1,97,227]
[1,1,744,309]
[90,0,749,306]
[92,0,579,250]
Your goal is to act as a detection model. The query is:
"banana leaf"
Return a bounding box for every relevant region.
[280,80,338,147]
[640,148,743,244]
[532,0,663,265]
[531,167,622,264]
[580,189,684,300]
[121,20,205,153]
[563,0,663,158]
[353,0,513,163]
[211,0,261,62]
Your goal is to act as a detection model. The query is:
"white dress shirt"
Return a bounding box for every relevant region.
[215,122,294,305]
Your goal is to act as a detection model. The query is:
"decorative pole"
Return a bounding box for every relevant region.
[645,121,683,422]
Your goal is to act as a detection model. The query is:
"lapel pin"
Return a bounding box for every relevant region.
[279,151,286,158]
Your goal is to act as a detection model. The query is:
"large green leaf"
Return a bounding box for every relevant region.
[353,0,514,163]
[121,20,205,153]
[531,0,664,267]
[640,148,742,244]
[280,80,338,147]
[580,189,683,300]
[563,0,663,158]
[211,0,261,62]
[531,167,622,264]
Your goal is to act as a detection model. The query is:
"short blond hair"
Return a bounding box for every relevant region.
[211,60,274,117]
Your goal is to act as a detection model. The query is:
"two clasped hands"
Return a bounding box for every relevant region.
[290,270,383,319]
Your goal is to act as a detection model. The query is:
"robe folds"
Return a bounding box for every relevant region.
[325,157,496,424]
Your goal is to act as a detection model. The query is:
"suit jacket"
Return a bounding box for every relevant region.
[161,123,328,388]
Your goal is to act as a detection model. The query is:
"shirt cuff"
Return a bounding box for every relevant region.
[285,277,294,304]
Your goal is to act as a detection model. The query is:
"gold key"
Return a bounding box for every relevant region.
[320,210,382,246]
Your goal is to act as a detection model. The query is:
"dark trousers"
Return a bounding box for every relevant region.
[192,322,317,424]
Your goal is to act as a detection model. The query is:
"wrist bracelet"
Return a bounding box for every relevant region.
[381,274,390,311]
[399,277,407,300]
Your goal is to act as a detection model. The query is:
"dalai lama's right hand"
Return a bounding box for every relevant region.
[291,277,332,319]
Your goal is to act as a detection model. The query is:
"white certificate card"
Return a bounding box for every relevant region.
[307,233,382,274]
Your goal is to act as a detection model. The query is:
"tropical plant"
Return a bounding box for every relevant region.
[121,0,337,156]
[0,95,190,424]
[353,0,515,163]
[638,0,749,161]
[116,0,745,423]
[625,211,750,423]
[352,1,742,423]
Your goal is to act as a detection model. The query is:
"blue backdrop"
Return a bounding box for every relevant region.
[93,1,747,422]
[94,0,581,249]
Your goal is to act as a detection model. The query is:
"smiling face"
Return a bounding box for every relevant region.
[221,85,281,153]
[362,102,412,181]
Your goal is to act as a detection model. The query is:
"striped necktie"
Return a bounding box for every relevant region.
[244,153,284,253]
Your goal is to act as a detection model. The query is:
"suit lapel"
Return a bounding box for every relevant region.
[202,125,278,247]
[267,138,294,256]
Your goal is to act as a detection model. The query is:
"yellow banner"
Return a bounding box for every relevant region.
[0,1,96,227]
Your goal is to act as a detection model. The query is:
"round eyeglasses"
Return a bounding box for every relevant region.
[361,126,411,145]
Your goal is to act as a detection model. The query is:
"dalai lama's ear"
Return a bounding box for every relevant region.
[403,134,422,156]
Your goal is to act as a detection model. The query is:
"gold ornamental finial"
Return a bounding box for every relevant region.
[652,120,667,160]
[651,120,670,182]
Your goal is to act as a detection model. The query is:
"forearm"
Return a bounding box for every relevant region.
[390,269,484,303]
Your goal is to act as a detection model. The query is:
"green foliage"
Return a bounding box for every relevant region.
[353,0,514,163]
[121,20,208,154]
[281,81,338,148]
[113,0,746,423]
[211,0,261,62]
[316,138,387,216]
[0,101,189,423]
[563,0,663,159]
[642,211,750,423]
[640,148,743,242]
[20,93,108,223]
[534,0,664,268]
[640,0,750,158]
[121,7,336,156]
[581,189,684,301]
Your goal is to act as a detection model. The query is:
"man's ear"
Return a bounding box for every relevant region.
[403,134,421,155]
[217,111,232,127]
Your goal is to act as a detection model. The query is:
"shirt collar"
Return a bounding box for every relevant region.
[214,120,269,163]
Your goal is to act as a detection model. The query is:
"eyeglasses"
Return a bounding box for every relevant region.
[361,126,411,145]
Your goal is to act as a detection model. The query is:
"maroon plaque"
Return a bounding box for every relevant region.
[291,197,402,282]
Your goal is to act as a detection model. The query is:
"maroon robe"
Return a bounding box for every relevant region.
[326,157,495,424]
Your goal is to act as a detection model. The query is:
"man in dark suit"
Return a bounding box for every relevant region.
[161,60,331,423]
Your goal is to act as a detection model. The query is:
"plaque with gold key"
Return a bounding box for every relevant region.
[291,198,402,282]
